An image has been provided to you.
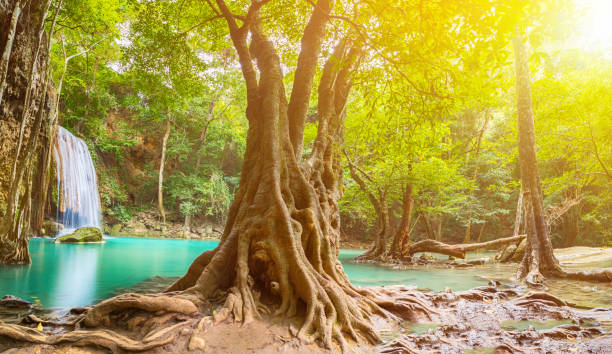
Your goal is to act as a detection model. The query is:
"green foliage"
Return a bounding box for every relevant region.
[197,172,232,223]
[45,0,611,248]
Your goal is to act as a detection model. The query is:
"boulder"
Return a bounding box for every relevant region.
[497,244,517,263]
[0,295,32,308]
[55,227,104,243]
[110,223,122,235]
[467,258,487,265]
[42,220,63,236]
[511,238,527,262]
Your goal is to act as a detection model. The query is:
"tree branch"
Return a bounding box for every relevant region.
[212,0,259,120]
[287,0,333,158]
[588,122,612,180]
[329,14,450,100]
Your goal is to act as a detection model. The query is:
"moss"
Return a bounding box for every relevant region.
[42,220,63,236]
[55,227,104,243]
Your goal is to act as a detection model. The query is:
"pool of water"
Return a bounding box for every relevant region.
[0,237,610,310]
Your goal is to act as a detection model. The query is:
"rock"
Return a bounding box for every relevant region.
[188,332,206,351]
[450,262,473,268]
[42,220,63,236]
[0,295,33,308]
[468,258,486,265]
[489,280,501,287]
[54,227,104,243]
[110,223,122,235]
[511,238,526,262]
[498,244,517,263]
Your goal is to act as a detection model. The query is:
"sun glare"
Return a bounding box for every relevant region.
[576,0,612,53]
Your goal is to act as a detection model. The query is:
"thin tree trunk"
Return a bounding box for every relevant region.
[158,113,171,224]
[194,99,217,170]
[476,222,485,243]
[513,188,524,237]
[184,215,191,234]
[513,36,563,283]
[0,0,23,104]
[435,216,443,242]
[422,212,435,240]
[463,112,491,243]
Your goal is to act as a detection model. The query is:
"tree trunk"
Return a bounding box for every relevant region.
[9,0,52,192]
[408,234,526,259]
[0,0,22,104]
[158,114,171,224]
[389,184,414,259]
[2,85,51,264]
[163,3,437,346]
[1,0,59,264]
[513,36,563,284]
[30,140,52,235]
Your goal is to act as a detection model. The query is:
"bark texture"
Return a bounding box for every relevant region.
[0,0,56,264]
[389,184,414,259]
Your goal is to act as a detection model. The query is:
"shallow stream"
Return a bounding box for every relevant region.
[0,237,610,312]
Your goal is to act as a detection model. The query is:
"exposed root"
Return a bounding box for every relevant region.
[0,321,193,352]
[82,293,199,327]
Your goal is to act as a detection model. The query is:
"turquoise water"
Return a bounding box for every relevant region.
[0,237,495,309]
[340,249,490,289]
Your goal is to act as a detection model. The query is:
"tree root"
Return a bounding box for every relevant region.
[82,293,199,327]
[2,285,611,352]
[0,321,194,352]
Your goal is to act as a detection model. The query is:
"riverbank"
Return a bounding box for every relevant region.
[102,211,223,241]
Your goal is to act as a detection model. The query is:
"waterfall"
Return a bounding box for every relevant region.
[53,127,102,235]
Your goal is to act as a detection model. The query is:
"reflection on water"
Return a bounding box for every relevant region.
[0,238,610,310]
[50,244,99,308]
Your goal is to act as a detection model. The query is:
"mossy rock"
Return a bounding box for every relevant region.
[510,238,527,262]
[110,224,122,235]
[42,220,63,236]
[55,227,104,243]
[498,244,517,263]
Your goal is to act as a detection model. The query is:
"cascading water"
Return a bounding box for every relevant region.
[53,127,102,235]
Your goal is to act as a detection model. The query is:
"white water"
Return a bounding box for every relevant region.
[53,127,102,235]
